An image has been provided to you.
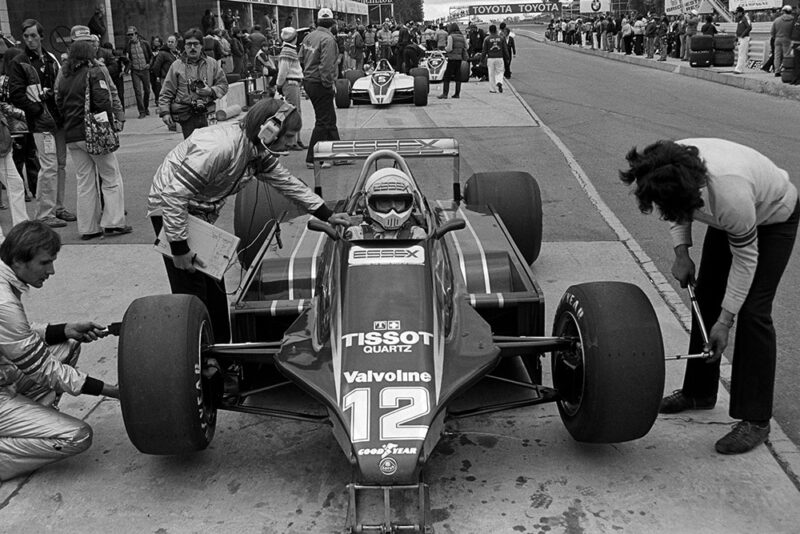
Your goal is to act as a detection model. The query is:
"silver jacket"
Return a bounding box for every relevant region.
[147,122,326,246]
[0,262,86,396]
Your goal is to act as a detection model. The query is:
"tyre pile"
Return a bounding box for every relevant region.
[689,33,736,68]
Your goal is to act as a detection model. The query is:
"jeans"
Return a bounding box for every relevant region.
[735,36,750,72]
[645,36,657,58]
[775,37,792,73]
[67,141,127,235]
[130,68,151,114]
[0,341,92,482]
[682,202,799,421]
[32,129,67,220]
[303,80,340,164]
[281,81,302,146]
[683,33,695,60]
[442,59,463,97]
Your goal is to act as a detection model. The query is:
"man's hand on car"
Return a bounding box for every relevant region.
[328,213,353,227]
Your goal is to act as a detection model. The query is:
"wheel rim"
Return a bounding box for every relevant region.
[198,319,216,437]
[553,312,585,417]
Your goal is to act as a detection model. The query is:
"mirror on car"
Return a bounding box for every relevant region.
[307,219,339,240]
[434,218,466,239]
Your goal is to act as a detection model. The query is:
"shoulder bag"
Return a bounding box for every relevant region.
[84,69,119,155]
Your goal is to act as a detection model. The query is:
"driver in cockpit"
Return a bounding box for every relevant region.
[345,168,427,240]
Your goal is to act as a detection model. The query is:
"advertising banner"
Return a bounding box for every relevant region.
[468,2,563,15]
[729,0,782,10]
[664,0,702,15]
[579,0,611,13]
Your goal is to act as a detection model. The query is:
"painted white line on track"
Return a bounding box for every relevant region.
[504,70,800,485]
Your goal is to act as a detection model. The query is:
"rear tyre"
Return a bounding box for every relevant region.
[119,295,218,454]
[409,67,429,81]
[344,69,364,84]
[551,282,665,443]
[234,179,302,269]
[458,60,470,82]
[464,171,542,264]
[414,76,428,106]
[335,79,351,108]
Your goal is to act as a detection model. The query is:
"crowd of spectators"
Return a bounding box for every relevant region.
[544,8,800,84]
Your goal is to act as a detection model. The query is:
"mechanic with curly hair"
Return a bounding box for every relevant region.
[620,138,798,455]
[147,97,351,343]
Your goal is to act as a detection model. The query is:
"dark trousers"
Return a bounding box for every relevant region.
[151,216,231,343]
[442,59,463,97]
[304,80,340,164]
[179,113,209,139]
[12,133,39,196]
[683,201,799,421]
[111,74,125,108]
[130,68,151,114]
[150,72,162,108]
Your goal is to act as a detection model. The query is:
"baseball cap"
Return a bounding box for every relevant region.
[280,26,297,41]
[782,5,792,11]
[127,26,137,35]
[318,8,333,20]
[70,25,93,42]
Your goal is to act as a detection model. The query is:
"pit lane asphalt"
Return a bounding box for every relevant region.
[1,77,799,533]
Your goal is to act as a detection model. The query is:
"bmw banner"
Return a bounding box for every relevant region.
[579,0,611,13]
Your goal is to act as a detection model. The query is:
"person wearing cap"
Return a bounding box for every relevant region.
[123,26,154,119]
[7,19,77,229]
[300,8,349,169]
[276,26,304,150]
[147,98,351,342]
[772,5,795,78]
[682,9,699,61]
[733,6,752,75]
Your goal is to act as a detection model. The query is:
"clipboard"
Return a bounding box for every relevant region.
[154,215,240,281]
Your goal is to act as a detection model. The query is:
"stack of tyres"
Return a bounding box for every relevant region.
[713,33,737,66]
[690,35,714,67]
[781,56,794,83]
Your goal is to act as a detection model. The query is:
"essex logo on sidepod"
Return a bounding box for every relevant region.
[349,245,425,266]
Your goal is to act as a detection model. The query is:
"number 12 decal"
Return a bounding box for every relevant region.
[342,387,430,443]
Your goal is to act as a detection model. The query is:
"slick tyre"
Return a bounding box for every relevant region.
[689,34,713,52]
[414,75,428,106]
[409,67,429,81]
[712,34,736,51]
[551,282,665,443]
[464,171,542,264]
[335,79,351,108]
[119,295,218,454]
[344,69,365,84]
[234,179,302,269]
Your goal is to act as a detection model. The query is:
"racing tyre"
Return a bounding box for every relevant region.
[409,67,429,81]
[689,34,713,52]
[335,79,351,108]
[689,50,713,68]
[344,69,364,84]
[414,75,428,106]
[119,295,219,454]
[234,179,302,269]
[464,171,542,264]
[713,50,735,67]
[458,60,470,82]
[712,34,736,51]
[782,57,794,83]
[551,282,665,443]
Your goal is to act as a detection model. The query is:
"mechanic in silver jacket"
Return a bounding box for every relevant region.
[147,97,350,342]
[0,221,118,483]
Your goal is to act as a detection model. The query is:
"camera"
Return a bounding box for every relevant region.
[189,100,207,113]
[191,79,206,91]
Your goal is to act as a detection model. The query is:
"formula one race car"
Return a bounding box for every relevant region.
[412,50,470,84]
[336,59,428,108]
[117,139,666,533]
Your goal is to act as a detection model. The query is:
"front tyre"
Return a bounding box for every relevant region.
[413,76,428,106]
[551,282,665,443]
[335,79,351,108]
[119,295,218,454]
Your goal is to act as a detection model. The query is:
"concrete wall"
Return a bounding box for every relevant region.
[112,0,175,46]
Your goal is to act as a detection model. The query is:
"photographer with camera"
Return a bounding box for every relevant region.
[159,27,228,139]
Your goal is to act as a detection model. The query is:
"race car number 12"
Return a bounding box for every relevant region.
[343,387,430,442]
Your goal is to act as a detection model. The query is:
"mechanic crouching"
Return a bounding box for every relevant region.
[147,98,351,343]
[0,221,118,483]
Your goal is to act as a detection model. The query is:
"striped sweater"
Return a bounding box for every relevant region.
[670,138,798,314]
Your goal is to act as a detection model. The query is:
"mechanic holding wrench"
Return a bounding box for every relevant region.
[147,97,351,344]
[620,138,798,455]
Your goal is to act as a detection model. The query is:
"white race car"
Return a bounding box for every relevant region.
[335,59,428,108]
[412,50,470,84]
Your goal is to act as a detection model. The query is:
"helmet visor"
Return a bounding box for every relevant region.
[370,195,412,214]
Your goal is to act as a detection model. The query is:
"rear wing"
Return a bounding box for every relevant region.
[311,138,461,200]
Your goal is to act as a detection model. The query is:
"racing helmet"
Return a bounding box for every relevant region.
[364,168,417,231]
